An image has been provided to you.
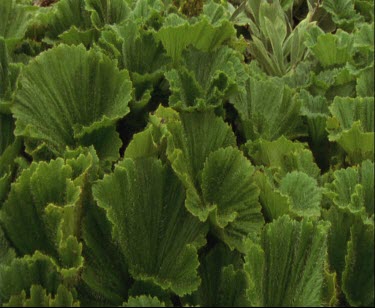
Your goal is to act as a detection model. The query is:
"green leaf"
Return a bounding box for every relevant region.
[306,30,354,68]
[0,0,37,47]
[252,170,290,221]
[342,218,374,307]
[325,160,374,216]
[155,14,235,62]
[123,295,166,307]
[0,252,62,303]
[81,197,131,306]
[279,171,322,218]
[299,90,330,146]
[187,243,249,307]
[201,147,264,250]
[356,65,374,97]
[43,0,92,40]
[3,284,80,307]
[322,0,363,30]
[230,76,302,140]
[13,44,132,161]
[327,96,374,163]
[245,216,330,307]
[156,107,237,221]
[166,46,246,110]
[245,136,321,179]
[93,157,207,296]
[0,150,96,266]
[85,0,130,28]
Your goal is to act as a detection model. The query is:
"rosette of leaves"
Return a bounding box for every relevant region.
[98,19,171,110]
[125,106,264,251]
[306,24,374,100]
[12,44,132,161]
[326,96,374,164]
[229,75,304,141]
[165,46,247,111]
[324,160,374,306]
[243,0,315,76]
[245,137,322,221]
[0,147,98,265]
[0,251,80,307]
[0,147,98,306]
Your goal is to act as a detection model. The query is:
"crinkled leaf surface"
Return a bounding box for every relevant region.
[342,218,374,307]
[166,46,246,110]
[4,284,79,307]
[0,150,96,267]
[0,0,37,44]
[93,157,207,296]
[279,171,322,219]
[201,147,264,250]
[85,0,130,28]
[230,76,302,140]
[13,44,132,160]
[245,136,321,179]
[327,96,374,163]
[0,252,63,304]
[154,107,237,222]
[155,14,235,62]
[187,243,249,307]
[245,216,330,307]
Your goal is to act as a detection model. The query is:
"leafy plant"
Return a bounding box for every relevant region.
[0,0,373,307]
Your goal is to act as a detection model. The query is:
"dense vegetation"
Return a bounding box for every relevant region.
[0,0,374,306]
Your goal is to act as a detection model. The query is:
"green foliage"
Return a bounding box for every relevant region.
[0,0,373,307]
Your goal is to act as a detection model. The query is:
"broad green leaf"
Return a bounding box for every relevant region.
[253,170,290,221]
[58,26,100,47]
[0,0,37,47]
[153,107,236,221]
[279,171,322,218]
[342,218,374,307]
[309,66,357,99]
[4,284,79,307]
[93,157,207,296]
[85,0,130,28]
[230,76,302,140]
[13,44,132,160]
[245,136,321,179]
[166,46,246,110]
[81,198,131,306]
[306,30,354,68]
[201,147,264,250]
[187,243,249,307]
[123,295,166,307]
[327,96,374,163]
[325,160,374,216]
[43,0,92,40]
[356,65,374,97]
[155,14,235,62]
[245,216,330,307]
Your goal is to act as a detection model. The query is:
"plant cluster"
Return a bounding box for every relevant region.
[0,0,374,307]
